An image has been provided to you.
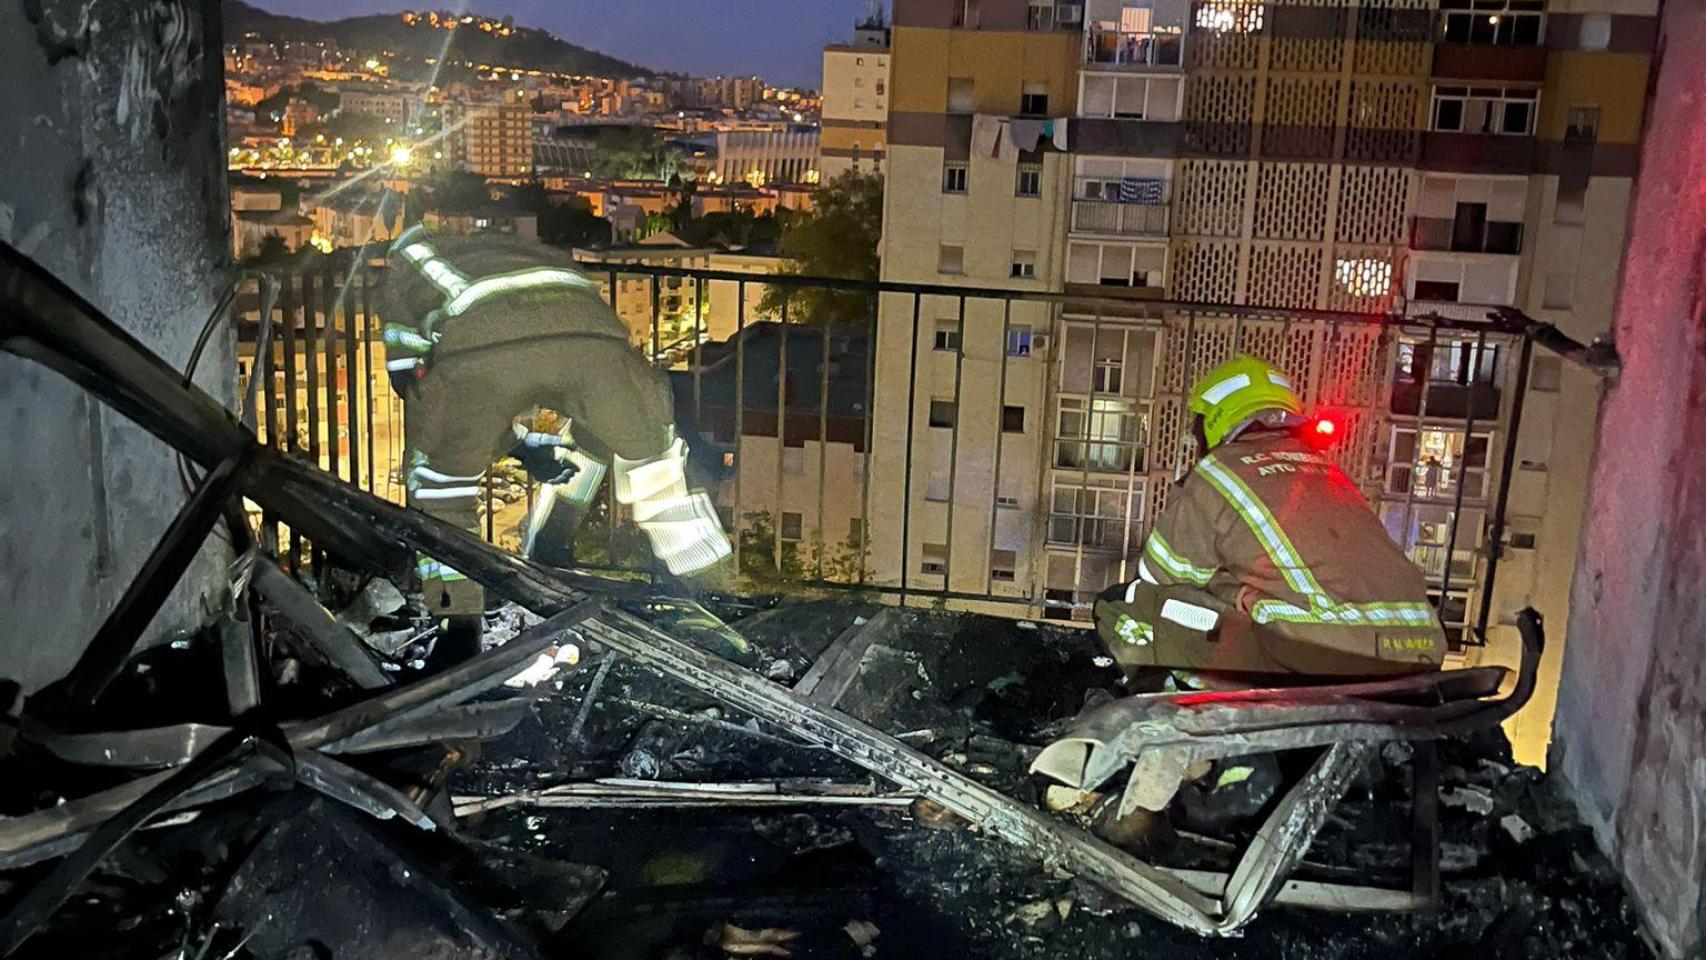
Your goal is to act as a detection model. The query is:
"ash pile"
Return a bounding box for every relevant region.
[0,577,1647,960]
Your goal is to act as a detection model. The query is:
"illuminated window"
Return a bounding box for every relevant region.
[1334,258,1393,299]
[1195,0,1263,34]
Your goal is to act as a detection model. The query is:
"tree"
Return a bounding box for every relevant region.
[588,126,676,181]
[249,233,291,264]
[758,171,883,328]
[514,182,612,247]
[419,170,493,211]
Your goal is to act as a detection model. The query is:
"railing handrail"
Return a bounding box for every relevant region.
[571,258,1510,331]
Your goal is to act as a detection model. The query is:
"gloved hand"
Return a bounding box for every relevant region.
[509,424,580,485]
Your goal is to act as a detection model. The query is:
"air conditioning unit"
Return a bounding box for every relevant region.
[1031,332,1051,354]
[1056,4,1084,24]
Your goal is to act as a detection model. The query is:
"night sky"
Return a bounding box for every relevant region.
[251,0,877,88]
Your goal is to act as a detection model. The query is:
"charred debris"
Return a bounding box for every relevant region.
[0,242,1649,959]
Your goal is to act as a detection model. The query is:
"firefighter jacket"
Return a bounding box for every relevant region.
[1135,429,1446,671]
[381,226,625,392]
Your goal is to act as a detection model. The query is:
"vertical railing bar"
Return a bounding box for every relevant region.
[1401,323,1439,591]
[303,272,322,472]
[1117,327,1140,585]
[942,294,967,601]
[858,292,877,586]
[650,273,664,586]
[361,268,376,495]
[1475,332,1533,642]
[259,271,281,547]
[1074,313,1103,619]
[322,269,340,486]
[775,300,789,577]
[343,268,361,491]
[1437,327,1485,641]
[607,268,620,568]
[989,298,1013,598]
[733,280,747,576]
[280,269,300,574]
[816,312,831,582]
[898,292,922,607]
[692,276,704,429]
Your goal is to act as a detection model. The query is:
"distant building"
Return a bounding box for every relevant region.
[230,185,283,212]
[281,98,317,137]
[573,236,791,348]
[305,191,405,249]
[442,92,534,182]
[698,128,821,186]
[422,205,538,242]
[338,85,408,125]
[232,209,316,259]
[820,14,891,180]
[671,322,873,578]
[691,187,778,219]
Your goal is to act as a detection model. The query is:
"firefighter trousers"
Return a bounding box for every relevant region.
[404,333,675,625]
[1092,581,1437,680]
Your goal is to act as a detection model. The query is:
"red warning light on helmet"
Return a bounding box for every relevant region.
[1302,414,1342,449]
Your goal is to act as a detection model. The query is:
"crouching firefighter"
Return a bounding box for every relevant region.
[383,226,732,650]
[1094,355,1445,681]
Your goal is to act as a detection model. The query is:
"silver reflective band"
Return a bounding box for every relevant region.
[1199,372,1252,406]
[1139,555,1166,586]
[443,268,600,317]
[413,466,484,483]
[387,358,420,371]
[1125,578,1141,603]
[1160,598,1220,632]
[1266,371,1293,389]
[413,486,482,500]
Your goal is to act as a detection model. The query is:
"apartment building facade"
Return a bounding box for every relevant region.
[821,19,894,180]
[442,91,535,182]
[866,0,1654,763]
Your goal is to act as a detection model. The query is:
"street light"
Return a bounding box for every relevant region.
[390,145,414,166]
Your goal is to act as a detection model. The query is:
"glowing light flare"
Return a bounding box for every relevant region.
[390,145,415,166]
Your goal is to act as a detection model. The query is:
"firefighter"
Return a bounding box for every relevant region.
[1094,354,1445,681]
[382,226,731,649]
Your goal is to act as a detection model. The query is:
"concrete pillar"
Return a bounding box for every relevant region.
[1552,2,1706,955]
[0,1,233,693]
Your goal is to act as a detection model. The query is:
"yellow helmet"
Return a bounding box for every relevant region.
[1189,355,1303,449]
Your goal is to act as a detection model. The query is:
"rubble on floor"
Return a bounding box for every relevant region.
[0,591,1649,959]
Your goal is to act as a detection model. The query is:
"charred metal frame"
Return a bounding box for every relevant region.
[0,241,1578,950]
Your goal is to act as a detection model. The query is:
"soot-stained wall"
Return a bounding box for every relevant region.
[0,1,233,693]
[1552,2,1706,956]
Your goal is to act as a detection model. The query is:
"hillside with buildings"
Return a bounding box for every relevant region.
[223,0,654,80]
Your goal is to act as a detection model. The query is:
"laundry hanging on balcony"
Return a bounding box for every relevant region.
[1119,178,1165,205]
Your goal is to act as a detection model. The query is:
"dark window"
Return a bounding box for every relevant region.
[1484,220,1523,254]
[929,400,957,428]
[1413,280,1461,301]
[1433,97,1464,132]
[1016,163,1042,197]
[1002,405,1026,433]
[1452,202,1487,251]
[781,512,803,541]
[1500,99,1533,135]
[1566,106,1601,143]
[1020,92,1050,116]
[943,162,968,193]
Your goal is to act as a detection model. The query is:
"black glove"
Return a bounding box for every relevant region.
[510,431,580,485]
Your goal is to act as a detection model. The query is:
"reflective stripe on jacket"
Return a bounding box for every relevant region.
[1136,431,1445,667]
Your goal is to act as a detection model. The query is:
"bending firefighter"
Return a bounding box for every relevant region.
[383,226,731,646]
[1094,355,1445,680]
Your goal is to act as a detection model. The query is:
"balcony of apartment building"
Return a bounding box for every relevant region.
[949,0,1086,30]
[1432,0,1549,82]
[1388,331,1504,422]
[1069,175,1171,238]
[1419,84,1538,173]
[1081,0,1187,70]
[1074,56,1183,156]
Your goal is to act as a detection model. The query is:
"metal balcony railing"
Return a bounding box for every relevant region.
[1071,198,1170,236]
[227,253,1563,642]
[1084,27,1184,67]
[1410,216,1524,254]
